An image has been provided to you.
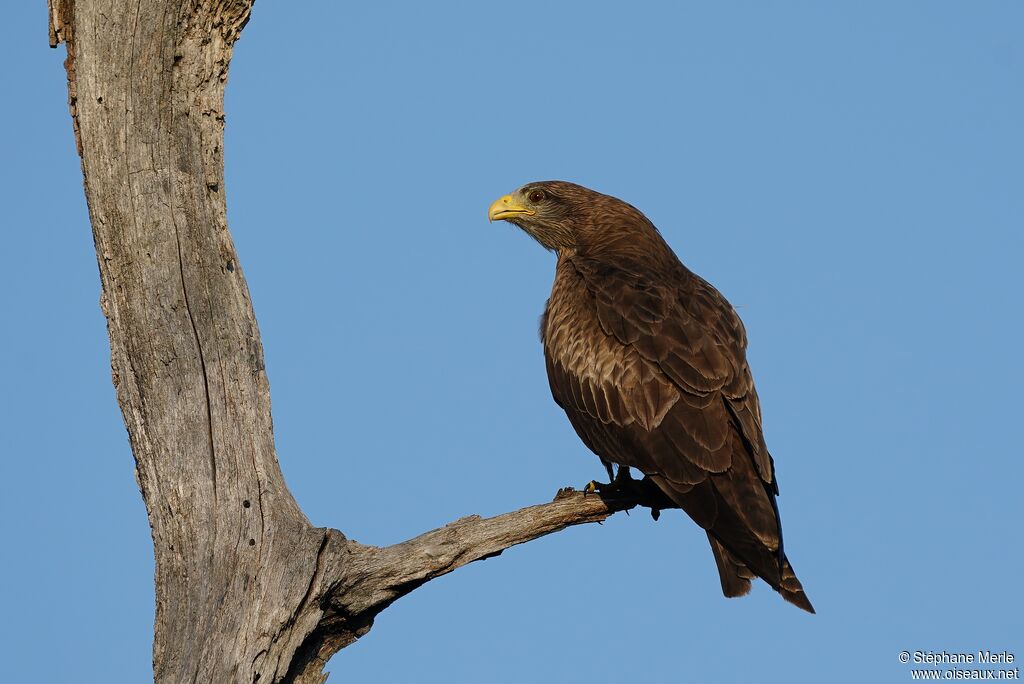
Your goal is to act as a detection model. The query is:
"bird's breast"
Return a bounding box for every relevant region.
[543,266,608,378]
[543,265,651,399]
[542,258,683,431]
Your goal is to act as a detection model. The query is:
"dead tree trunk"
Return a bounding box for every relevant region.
[48,1,674,681]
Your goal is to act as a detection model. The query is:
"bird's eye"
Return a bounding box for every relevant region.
[528,189,546,203]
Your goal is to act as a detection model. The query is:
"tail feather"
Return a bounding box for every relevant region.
[708,533,754,598]
[708,533,815,613]
[779,557,815,613]
[648,474,815,613]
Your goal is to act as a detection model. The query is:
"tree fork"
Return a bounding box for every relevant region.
[49,1,676,681]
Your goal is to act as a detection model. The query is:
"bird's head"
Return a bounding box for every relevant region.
[487,180,583,251]
[488,180,654,254]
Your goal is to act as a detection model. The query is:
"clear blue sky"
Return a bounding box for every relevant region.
[2,2,1021,682]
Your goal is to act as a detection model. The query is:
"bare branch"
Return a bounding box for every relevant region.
[358,484,676,608]
[276,483,678,682]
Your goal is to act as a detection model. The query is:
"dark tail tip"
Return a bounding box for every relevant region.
[780,585,815,614]
[779,558,815,614]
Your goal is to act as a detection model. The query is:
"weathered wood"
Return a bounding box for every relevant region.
[272,487,671,684]
[49,1,675,681]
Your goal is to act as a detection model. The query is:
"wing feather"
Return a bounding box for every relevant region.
[542,251,812,612]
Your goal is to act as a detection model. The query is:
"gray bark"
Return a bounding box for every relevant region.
[48,1,673,681]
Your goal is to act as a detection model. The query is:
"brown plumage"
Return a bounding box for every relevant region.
[488,180,814,613]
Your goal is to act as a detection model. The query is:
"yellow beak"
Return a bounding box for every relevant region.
[488,195,535,222]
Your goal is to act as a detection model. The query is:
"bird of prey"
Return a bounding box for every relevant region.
[488,181,813,612]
